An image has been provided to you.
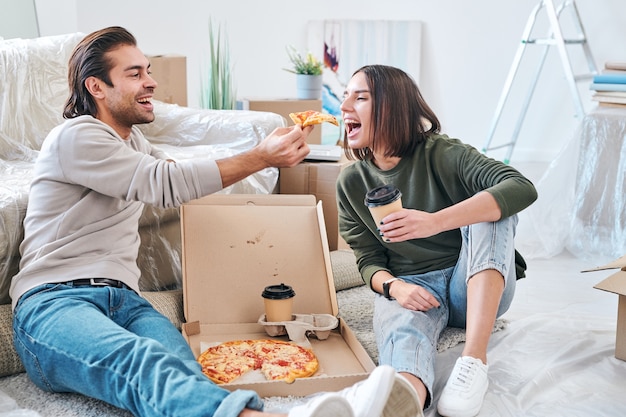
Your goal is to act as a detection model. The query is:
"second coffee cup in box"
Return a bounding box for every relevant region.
[262,283,296,322]
[364,184,403,226]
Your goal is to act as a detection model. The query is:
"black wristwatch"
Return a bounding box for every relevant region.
[382,278,400,299]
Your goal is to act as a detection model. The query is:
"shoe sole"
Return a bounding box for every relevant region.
[290,394,353,417]
[382,375,424,417]
[316,400,353,417]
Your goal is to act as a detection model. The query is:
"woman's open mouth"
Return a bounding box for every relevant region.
[344,119,362,137]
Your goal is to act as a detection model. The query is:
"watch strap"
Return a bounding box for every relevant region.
[383,278,400,299]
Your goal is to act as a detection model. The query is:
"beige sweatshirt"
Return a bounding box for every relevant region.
[10,116,222,309]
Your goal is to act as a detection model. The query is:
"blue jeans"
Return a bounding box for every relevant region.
[373,216,518,409]
[12,283,263,417]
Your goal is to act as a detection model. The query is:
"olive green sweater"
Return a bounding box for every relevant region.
[336,134,538,288]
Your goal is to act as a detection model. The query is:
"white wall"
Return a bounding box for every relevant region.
[34,0,626,163]
[0,0,39,39]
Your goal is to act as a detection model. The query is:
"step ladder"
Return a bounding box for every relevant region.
[482,0,597,163]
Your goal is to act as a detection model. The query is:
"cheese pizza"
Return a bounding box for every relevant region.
[197,339,319,384]
[289,110,339,127]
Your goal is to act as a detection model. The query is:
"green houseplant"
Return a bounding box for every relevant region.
[284,45,323,99]
[284,45,323,75]
[200,19,236,110]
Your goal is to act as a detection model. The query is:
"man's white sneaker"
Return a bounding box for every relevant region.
[337,365,395,417]
[338,365,424,417]
[288,393,353,417]
[384,373,425,417]
[437,356,489,417]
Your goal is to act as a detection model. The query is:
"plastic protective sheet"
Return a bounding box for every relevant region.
[0,33,284,304]
[516,105,626,261]
[425,252,626,417]
[431,314,625,416]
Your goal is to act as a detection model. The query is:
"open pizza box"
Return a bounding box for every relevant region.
[180,194,375,397]
[583,254,626,361]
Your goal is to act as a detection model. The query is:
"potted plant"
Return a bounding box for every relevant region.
[284,45,323,100]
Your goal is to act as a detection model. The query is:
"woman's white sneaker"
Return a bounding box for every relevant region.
[437,356,489,417]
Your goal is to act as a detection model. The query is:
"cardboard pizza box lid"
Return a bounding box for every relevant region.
[180,193,337,328]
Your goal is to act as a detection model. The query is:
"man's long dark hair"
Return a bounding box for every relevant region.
[343,65,441,161]
[63,26,137,119]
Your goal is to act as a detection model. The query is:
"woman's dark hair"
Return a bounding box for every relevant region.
[343,64,440,161]
[63,26,137,119]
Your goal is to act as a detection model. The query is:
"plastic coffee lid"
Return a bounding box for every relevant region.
[262,283,295,299]
[364,184,402,207]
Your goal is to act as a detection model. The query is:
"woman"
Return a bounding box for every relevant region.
[336,65,537,417]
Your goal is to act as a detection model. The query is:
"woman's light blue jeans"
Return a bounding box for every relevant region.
[12,283,264,417]
[374,216,518,409]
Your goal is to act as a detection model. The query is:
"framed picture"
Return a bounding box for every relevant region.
[307,19,423,144]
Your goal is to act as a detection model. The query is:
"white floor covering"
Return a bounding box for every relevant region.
[429,250,625,416]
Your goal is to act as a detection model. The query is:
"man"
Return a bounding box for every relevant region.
[10,26,422,417]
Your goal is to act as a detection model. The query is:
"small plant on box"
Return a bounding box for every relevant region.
[284,45,323,76]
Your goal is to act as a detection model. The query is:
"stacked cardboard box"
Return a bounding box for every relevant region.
[147,54,188,106]
[279,157,353,251]
[586,256,626,361]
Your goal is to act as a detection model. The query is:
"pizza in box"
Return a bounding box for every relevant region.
[197,339,319,384]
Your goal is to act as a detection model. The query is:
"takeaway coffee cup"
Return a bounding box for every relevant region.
[262,283,296,322]
[365,184,403,226]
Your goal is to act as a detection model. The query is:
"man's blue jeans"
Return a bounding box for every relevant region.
[13,283,264,417]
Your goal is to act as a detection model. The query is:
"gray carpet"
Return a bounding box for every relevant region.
[0,375,129,417]
[0,285,506,416]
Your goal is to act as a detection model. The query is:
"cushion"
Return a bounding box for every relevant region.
[330,249,364,291]
[0,304,22,377]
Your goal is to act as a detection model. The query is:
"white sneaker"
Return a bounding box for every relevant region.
[437,356,489,417]
[288,392,353,417]
[385,373,424,417]
[338,365,424,417]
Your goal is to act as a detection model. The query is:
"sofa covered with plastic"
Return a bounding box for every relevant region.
[0,31,286,379]
[0,32,284,308]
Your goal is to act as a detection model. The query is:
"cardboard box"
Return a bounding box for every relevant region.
[279,158,353,251]
[148,54,188,106]
[238,98,322,144]
[586,255,626,360]
[180,194,374,397]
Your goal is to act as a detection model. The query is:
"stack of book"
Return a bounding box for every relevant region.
[590,62,626,106]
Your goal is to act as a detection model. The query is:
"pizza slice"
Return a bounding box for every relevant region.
[289,110,339,127]
[255,340,319,383]
[197,340,259,384]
